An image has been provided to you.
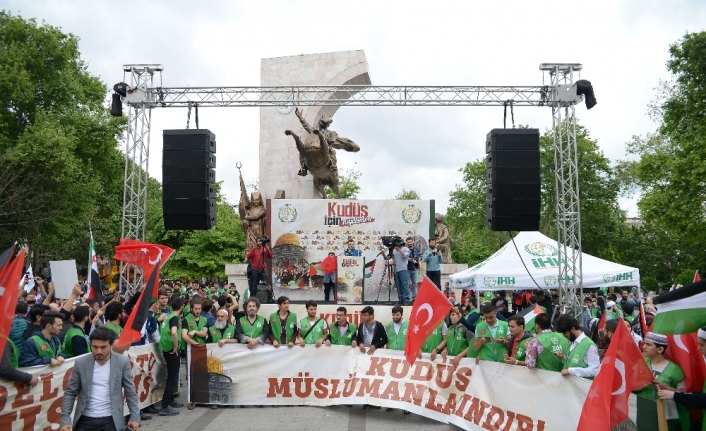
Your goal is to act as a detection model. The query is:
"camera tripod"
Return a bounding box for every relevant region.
[374,248,396,304]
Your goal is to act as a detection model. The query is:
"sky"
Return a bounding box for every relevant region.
[4,0,706,216]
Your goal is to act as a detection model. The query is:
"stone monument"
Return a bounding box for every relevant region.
[434,213,452,263]
[237,162,266,255]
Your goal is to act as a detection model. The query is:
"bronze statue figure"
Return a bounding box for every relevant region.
[238,162,267,254]
[285,108,359,198]
[434,213,451,263]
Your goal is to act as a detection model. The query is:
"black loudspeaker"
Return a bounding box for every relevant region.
[486,129,541,232]
[162,129,217,230]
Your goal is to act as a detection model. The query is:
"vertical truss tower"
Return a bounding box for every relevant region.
[541,63,584,316]
[119,64,162,295]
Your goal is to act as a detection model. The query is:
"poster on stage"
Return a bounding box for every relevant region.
[267,199,434,302]
[336,255,364,303]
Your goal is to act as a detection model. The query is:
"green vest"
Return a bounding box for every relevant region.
[9,339,18,368]
[30,335,60,359]
[475,320,509,362]
[636,359,685,400]
[535,331,570,372]
[240,315,266,340]
[385,320,409,350]
[588,307,599,318]
[208,324,235,343]
[607,310,621,320]
[464,309,478,321]
[565,336,596,379]
[330,322,356,346]
[159,313,182,352]
[270,312,297,344]
[299,318,325,345]
[421,324,445,353]
[512,336,531,361]
[63,326,86,358]
[105,321,123,336]
[447,325,469,356]
[483,292,493,303]
[625,315,635,323]
[183,314,207,346]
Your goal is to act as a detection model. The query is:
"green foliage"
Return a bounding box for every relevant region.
[394,189,421,200]
[674,269,698,287]
[327,165,361,199]
[640,276,659,292]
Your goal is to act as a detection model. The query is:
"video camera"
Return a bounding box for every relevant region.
[381,235,404,248]
[259,235,270,245]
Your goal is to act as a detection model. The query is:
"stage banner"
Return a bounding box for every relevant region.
[336,255,364,303]
[267,199,434,302]
[0,344,167,431]
[186,344,620,431]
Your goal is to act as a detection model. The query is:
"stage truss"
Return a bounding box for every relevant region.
[119,63,586,315]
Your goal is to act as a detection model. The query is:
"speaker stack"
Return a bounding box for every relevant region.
[162,129,217,230]
[486,129,541,231]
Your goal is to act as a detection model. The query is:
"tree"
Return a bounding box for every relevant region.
[326,165,362,199]
[0,12,126,262]
[394,189,421,200]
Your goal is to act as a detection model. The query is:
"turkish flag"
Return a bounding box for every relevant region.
[404,275,452,365]
[665,333,706,422]
[694,270,701,283]
[576,317,654,431]
[0,248,26,357]
[319,255,337,275]
[597,309,607,331]
[113,239,174,347]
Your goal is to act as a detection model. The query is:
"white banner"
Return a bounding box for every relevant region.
[187,344,602,431]
[0,344,166,431]
[267,199,434,302]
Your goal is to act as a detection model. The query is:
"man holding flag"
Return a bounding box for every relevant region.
[86,230,103,302]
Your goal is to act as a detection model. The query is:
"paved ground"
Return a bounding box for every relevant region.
[139,366,463,431]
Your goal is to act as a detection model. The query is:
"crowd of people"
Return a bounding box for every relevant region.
[5,268,706,430]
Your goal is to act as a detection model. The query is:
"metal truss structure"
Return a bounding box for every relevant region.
[119,64,162,296]
[119,63,586,312]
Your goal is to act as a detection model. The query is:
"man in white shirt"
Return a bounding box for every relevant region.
[555,315,600,379]
[61,326,140,431]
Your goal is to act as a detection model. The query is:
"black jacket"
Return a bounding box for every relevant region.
[354,321,387,349]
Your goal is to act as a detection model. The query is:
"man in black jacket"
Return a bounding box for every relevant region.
[353,306,387,355]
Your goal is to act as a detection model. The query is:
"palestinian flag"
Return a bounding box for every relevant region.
[309,263,324,278]
[87,233,103,301]
[113,239,174,347]
[364,259,376,279]
[517,304,543,333]
[652,278,706,335]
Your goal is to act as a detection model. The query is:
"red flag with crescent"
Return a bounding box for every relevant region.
[576,317,654,431]
[113,239,174,346]
[404,275,452,365]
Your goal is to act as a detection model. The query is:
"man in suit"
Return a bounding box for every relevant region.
[60,326,140,431]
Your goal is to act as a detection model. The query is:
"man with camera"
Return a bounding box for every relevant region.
[245,236,272,298]
[405,237,421,301]
[424,238,444,290]
[391,238,412,305]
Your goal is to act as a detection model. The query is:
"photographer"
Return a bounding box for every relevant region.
[245,236,272,298]
[405,237,421,301]
[391,239,412,305]
[424,238,444,289]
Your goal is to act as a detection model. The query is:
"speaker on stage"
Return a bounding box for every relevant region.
[162,129,217,230]
[486,129,541,232]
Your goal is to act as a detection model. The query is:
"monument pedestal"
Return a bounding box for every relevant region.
[225,263,249,290]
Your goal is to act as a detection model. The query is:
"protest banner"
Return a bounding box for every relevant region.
[267,199,434,302]
[0,344,166,430]
[186,344,635,431]
[48,260,78,299]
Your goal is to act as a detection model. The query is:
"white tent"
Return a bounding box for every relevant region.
[449,231,639,291]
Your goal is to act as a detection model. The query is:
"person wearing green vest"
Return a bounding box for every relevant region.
[525,313,570,372]
[269,296,298,348]
[104,301,129,354]
[236,297,270,349]
[473,304,509,363]
[296,300,328,348]
[384,305,408,351]
[181,299,208,350]
[605,301,622,321]
[19,311,66,367]
[441,306,474,367]
[621,302,635,324]
[658,327,706,431]
[158,297,185,416]
[62,305,90,359]
[207,308,238,347]
[328,306,356,346]
[503,315,532,366]
[1,339,37,386]
[418,321,447,361]
[462,296,480,333]
[636,332,690,431]
[555,315,599,379]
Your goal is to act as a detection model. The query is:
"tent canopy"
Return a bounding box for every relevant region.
[449,231,639,291]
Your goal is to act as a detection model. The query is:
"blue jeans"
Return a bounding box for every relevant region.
[395,270,411,303]
[408,269,418,300]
